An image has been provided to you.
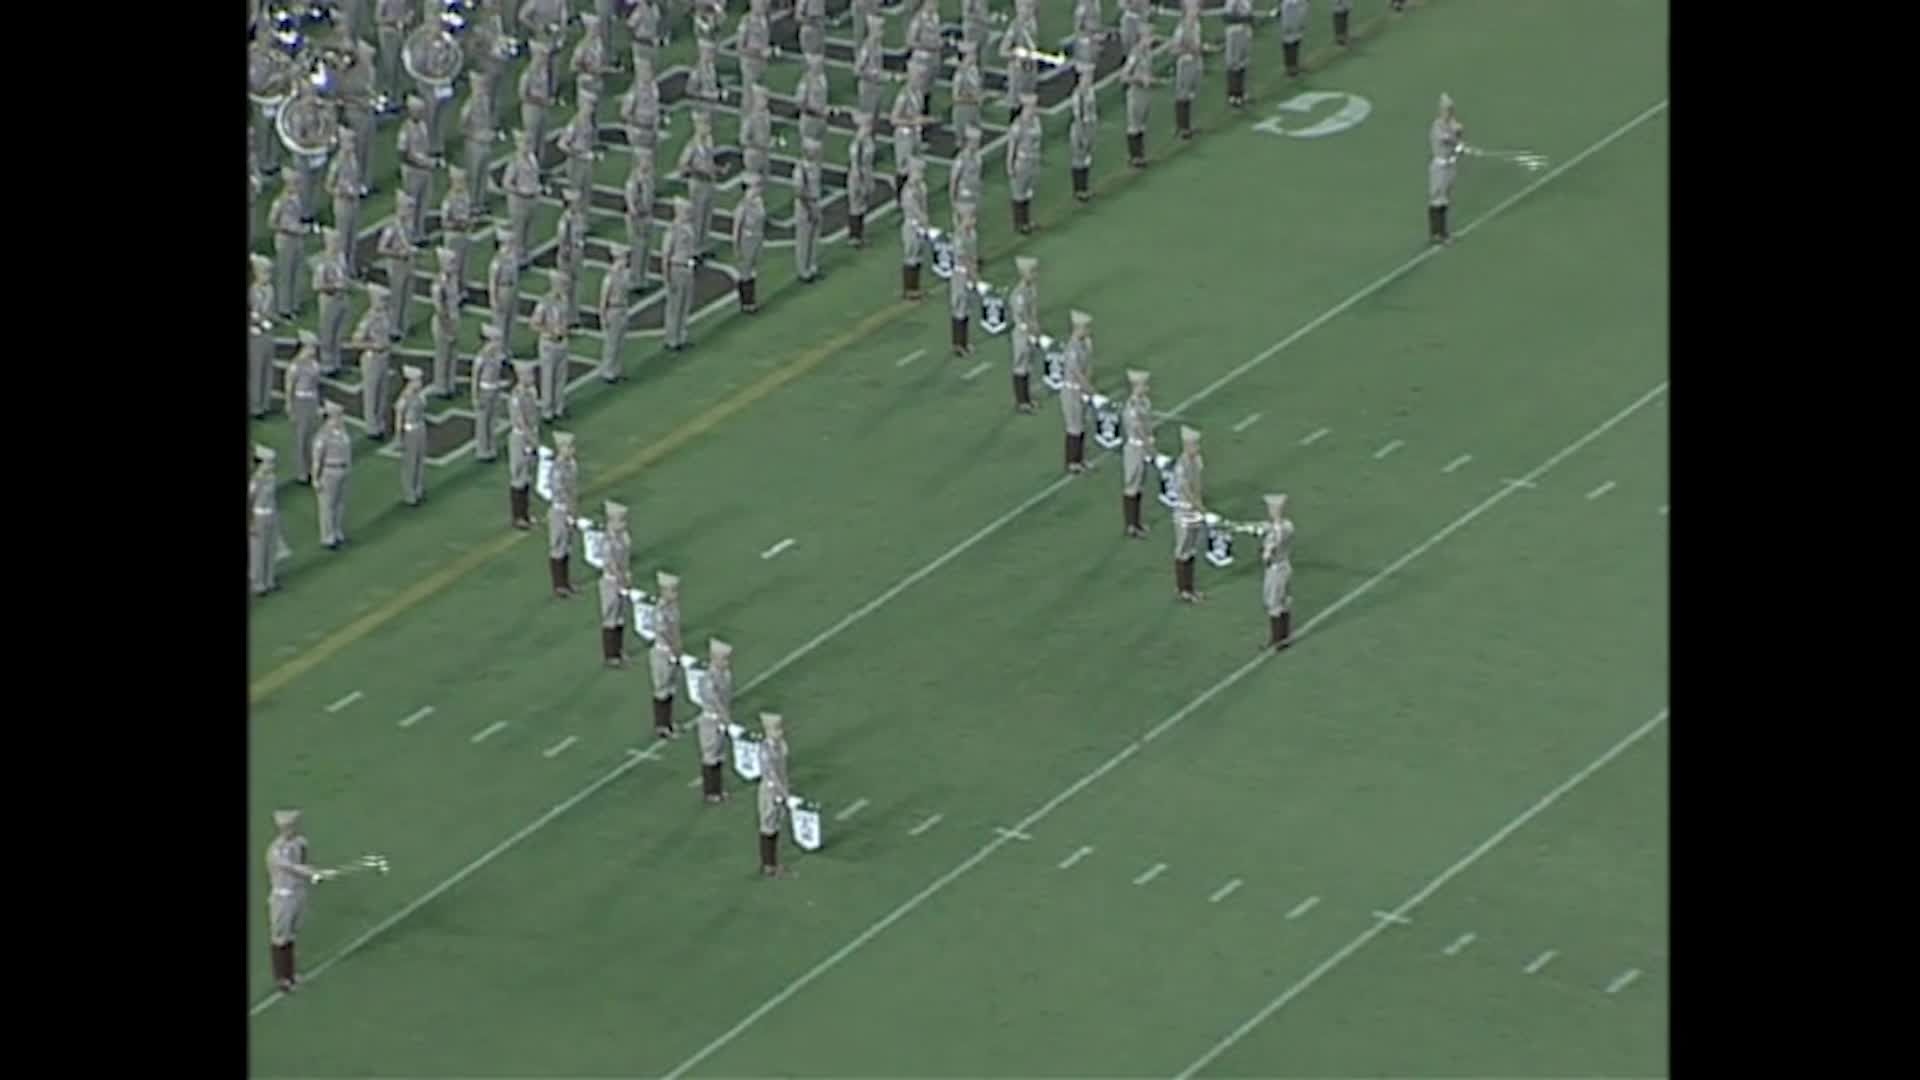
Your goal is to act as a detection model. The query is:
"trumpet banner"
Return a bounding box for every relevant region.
[579,520,607,570]
[1090,395,1123,450]
[535,445,554,502]
[727,725,764,782]
[682,657,715,713]
[625,590,660,642]
[787,795,823,852]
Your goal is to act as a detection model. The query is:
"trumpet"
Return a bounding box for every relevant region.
[1005,44,1070,67]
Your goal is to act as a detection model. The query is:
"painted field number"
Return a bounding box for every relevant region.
[1252,91,1373,139]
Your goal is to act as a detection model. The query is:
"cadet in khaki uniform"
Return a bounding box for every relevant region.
[264,809,321,993]
[506,360,540,528]
[1224,0,1254,108]
[1121,369,1154,537]
[620,54,660,159]
[249,255,276,419]
[740,82,773,185]
[846,112,877,248]
[890,85,926,198]
[680,110,719,247]
[546,431,578,598]
[1120,0,1150,57]
[1279,0,1308,79]
[530,272,573,421]
[649,571,683,738]
[1122,33,1157,168]
[1073,0,1105,69]
[429,246,462,397]
[397,96,438,243]
[598,502,631,667]
[1333,0,1355,47]
[285,332,323,484]
[623,153,657,291]
[950,125,983,215]
[1262,493,1296,649]
[795,137,825,283]
[602,498,632,585]
[373,0,411,112]
[396,365,428,506]
[1000,0,1039,123]
[1007,95,1041,234]
[312,230,350,378]
[1069,63,1098,201]
[599,245,633,382]
[350,283,396,438]
[487,226,521,343]
[502,129,544,266]
[1061,310,1095,472]
[738,0,771,92]
[756,712,792,877]
[518,38,558,149]
[961,0,991,49]
[1172,2,1204,141]
[334,33,380,192]
[797,0,827,59]
[313,402,354,548]
[951,39,984,142]
[440,166,475,289]
[697,637,733,802]
[250,446,282,596]
[626,0,660,71]
[854,14,887,122]
[471,323,508,461]
[906,0,942,118]
[689,36,721,119]
[459,70,498,210]
[559,99,600,213]
[661,197,699,351]
[554,197,589,328]
[948,207,977,357]
[376,202,418,341]
[899,157,929,300]
[326,140,365,278]
[1009,256,1039,412]
[570,15,612,108]
[1429,93,1465,245]
[1171,426,1208,601]
[732,173,767,313]
[270,177,312,318]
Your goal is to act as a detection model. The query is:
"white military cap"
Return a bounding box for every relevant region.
[1021,92,1038,108]
[320,225,340,246]
[480,322,502,340]
[553,431,575,450]
[272,809,301,828]
[1077,61,1095,78]
[866,14,884,33]
[802,137,823,156]
[1015,256,1038,276]
[436,246,459,266]
[604,499,627,520]
[671,195,691,213]
[806,49,825,66]
[854,110,873,131]
[324,401,346,418]
[401,365,424,381]
[908,156,926,176]
[448,165,467,184]
[1265,493,1289,517]
[1127,369,1150,390]
[656,570,680,591]
[363,281,389,298]
[1181,425,1202,446]
[760,712,784,736]
[405,94,426,113]
[494,225,513,244]
[1070,309,1092,330]
[255,445,277,463]
[250,253,272,276]
[529,38,551,54]
[710,638,732,662]
[692,108,712,126]
[298,329,319,346]
[965,126,982,143]
[579,12,599,26]
[607,242,629,260]
[512,360,537,380]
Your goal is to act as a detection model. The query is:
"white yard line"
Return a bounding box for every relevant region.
[542,735,579,759]
[1373,439,1405,460]
[1286,896,1321,920]
[907,813,944,836]
[1372,910,1412,925]
[961,360,992,381]
[398,706,434,729]
[1173,706,1669,1079]
[1133,863,1169,886]
[1587,480,1617,500]
[1231,412,1263,433]
[248,101,1670,1021]
[1524,949,1558,975]
[761,537,798,560]
[1442,932,1477,956]
[1299,427,1331,446]
[1057,845,1095,870]
[324,691,364,714]
[1606,968,1643,994]
[469,721,508,744]
[834,797,870,822]
[1443,453,1473,474]
[894,348,926,367]
[994,827,1033,841]
[1209,878,1244,904]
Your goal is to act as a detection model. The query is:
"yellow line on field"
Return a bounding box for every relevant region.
[249,6,1414,706]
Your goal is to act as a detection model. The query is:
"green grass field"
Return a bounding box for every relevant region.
[248,1,1669,1075]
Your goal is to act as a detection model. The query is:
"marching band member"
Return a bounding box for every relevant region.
[1429,93,1465,244]
[847,112,877,248]
[1074,0,1105,70]
[599,517,631,667]
[372,0,411,115]
[547,431,579,598]
[949,204,978,357]
[1334,0,1355,47]
[312,402,354,550]
[1172,1,1204,141]
[1062,311,1096,473]
[249,255,276,420]
[1263,494,1296,649]
[603,499,632,580]
[530,270,572,422]
[1172,426,1208,602]
[459,70,497,210]
[738,0,771,92]
[900,158,929,301]
[1279,0,1308,79]
[599,245,634,382]
[264,809,321,992]
[626,0,661,72]
[621,53,660,158]
[1225,0,1255,108]
[698,638,734,803]
[855,14,888,122]
[797,51,831,146]
[487,225,521,343]
[662,197,699,351]
[1009,256,1040,413]
[559,97,601,216]
[1121,370,1154,537]
[1000,0,1039,123]
[650,571,684,739]
[733,174,767,313]
[757,712,792,877]
[679,110,719,253]
[1069,62,1098,202]
[740,81,773,184]
[326,137,365,277]
[554,193,589,329]
[429,245,462,399]
[349,282,394,439]
[471,323,508,462]
[376,195,418,340]
[1122,31,1157,168]
[689,37,721,120]
[796,137,825,284]
[797,0,828,60]
[507,361,540,529]
[502,123,545,265]
[517,37,557,148]
[312,228,351,375]
[1121,0,1151,58]
[1007,95,1042,234]
[396,365,428,506]
[950,125,984,216]
[269,173,311,318]
[890,84,926,199]
[569,13,611,108]
[907,0,943,117]
[396,95,436,243]
[439,167,475,300]
[250,447,281,597]
[624,149,658,287]
[961,0,991,49]
[950,39,984,138]
[284,332,323,485]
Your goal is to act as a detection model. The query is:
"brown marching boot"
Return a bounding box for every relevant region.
[600,627,618,664]
[1074,433,1088,467]
[1176,99,1193,139]
[653,695,675,737]
[1174,559,1188,598]
[1284,41,1302,77]
[849,212,865,247]
[738,277,757,313]
[906,263,923,299]
[1334,10,1351,45]
[548,558,564,595]
[556,554,572,596]
[1013,372,1033,411]
[1072,166,1090,201]
[901,264,913,297]
[509,487,523,527]
[759,831,784,876]
[1227,67,1246,106]
[1436,205,1451,243]
[702,762,724,801]
[270,944,287,987]
[1125,493,1146,536]
[1127,131,1145,166]
[895,175,906,201]
[1121,494,1133,533]
[1064,433,1077,472]
[1016,200,1032,234]
[1273,612,1293,650]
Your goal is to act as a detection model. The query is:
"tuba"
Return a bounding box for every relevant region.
[276,82,340,163]
[403,22,466,101]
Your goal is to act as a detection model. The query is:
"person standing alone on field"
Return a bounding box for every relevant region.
[264,809,322,993]
[650,571,683,739]
[1429,93,1465,244]
[249,446,281,596]
[756,712,792,877]
[1262,493,1295,649]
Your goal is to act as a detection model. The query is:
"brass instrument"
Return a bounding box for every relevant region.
[276,83,341,161]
